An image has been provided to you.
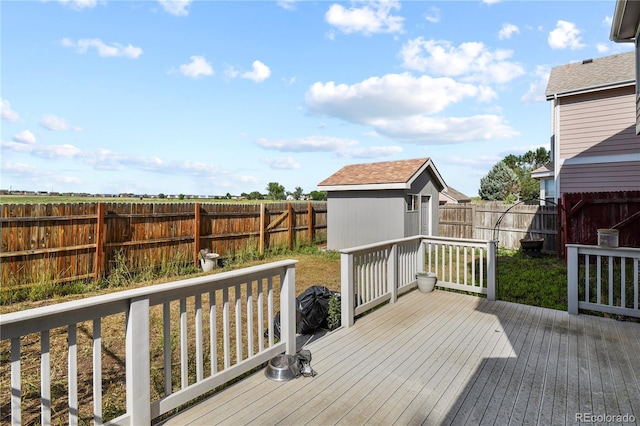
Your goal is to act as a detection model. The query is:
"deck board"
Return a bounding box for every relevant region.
[159,291,640,426]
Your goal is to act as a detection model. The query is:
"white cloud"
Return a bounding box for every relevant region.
[51,0,98,11]
[482,0,501,4]
[158,0,192,16]
[306,73,493,124]
[400,38,524,84]
[338,145,403,159]
[325,1,404,36]
[1,99,21,122]
[521,65,550,104]
[62,38,143,59]
[603,16,613,27]
[596,43,609,53]
[548,20,585,50]
[498,23,519,40]
[178,56,214,78]
[40,114,81,131]
[256,136,359,152]
[277,0,297,11]
[374,115,518,143]
[261,156,301,170]
[424,7,440,24]
[241,60,271,82]
[12,130,36,145]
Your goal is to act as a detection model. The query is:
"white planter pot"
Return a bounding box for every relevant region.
[416,273,437,293]
[200,253,219,272]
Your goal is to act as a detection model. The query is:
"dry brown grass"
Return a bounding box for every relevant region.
[0,251,341,425]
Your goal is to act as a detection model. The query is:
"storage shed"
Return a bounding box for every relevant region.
[318,157,447,250]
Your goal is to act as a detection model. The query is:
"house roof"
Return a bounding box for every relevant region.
[611,0,640,42]
[531,162,554,179]
[318,157,447,191]
[439,187,471,203]
[545,51,634,99]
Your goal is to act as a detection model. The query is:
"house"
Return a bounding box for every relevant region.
[534,51,640,205]
[611,0,640,134]
[439,186,471,205]
[318,157,446,250]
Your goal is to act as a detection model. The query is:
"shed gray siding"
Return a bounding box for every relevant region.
[326,190,405,250]
[405,170,441,237]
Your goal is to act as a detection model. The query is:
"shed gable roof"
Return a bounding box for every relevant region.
[545,51,634,99]
[318,157,447,191]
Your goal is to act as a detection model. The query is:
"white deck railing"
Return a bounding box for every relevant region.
[0,260,298,425]
[567,244,639,318]
[340,236,496,327]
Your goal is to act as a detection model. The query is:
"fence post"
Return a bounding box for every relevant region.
[126,297,150,424]
[194,203,201,267]
[287,203,294,250]
[388,244,398,303]
[280,264,297,355]
[94,202,105,280]
[341,252,355,327]
[567,245,579,314]
[307,202,313,245]
[486,240,496,301]
[259,204,266,255]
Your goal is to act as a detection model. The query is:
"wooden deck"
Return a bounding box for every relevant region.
[160,290,640,426]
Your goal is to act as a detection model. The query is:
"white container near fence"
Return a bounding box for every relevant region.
[597,229,619,247]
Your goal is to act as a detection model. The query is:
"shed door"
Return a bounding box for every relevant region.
[421,196,430,235]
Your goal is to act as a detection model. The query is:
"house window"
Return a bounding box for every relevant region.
[407,194,418,212]
[544,178,555,205]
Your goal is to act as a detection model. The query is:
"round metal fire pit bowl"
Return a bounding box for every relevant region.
[264,354,297,382]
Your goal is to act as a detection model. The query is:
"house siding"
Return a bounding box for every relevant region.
[326,190,405,250]
[559,161,640,193]
[406,170,441,237]
[559,87,638,159]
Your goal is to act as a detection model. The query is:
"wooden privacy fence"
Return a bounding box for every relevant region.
[439,202,558,253]
[0,202,327,287]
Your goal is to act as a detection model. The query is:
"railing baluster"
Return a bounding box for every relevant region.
[597,256,602,305]
[634,259,639,310]
[223,287,230,368]
[608,256,614,306]
[93,319,102,425]
[247,280,254,357]
[463,247,468,286]
[163,302,172,396]
[68,323,78,426]
[209,291,218,374]
[180,298,188,388]
[585,255,590,304]
[41,330,51,426]
[471,247,475,287]
[235,283,243,364]
[257,280,264,353]
[621,258,626,309]
[456,246,460,285]
[267,277,274,347]
[195,294,203,381]
[11,337,20,426]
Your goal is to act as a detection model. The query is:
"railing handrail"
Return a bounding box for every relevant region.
[339,235,491,255]
[0,259,298,340]
[566,244,640,257]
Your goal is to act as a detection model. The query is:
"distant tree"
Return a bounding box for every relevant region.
[158,193,166,199]
[502,147,551,201]
[248,191,264,200]
[178,193,185,200]
[225,192,232,199]
[240,192,248,198]
[309,190,327,201]
[266,182,285,200]
[479,161,520,201]
[290,187,303,200]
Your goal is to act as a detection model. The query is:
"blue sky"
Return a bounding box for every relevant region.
[0,0,632,197]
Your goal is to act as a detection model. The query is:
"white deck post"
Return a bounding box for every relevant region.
[417,239,425,274]
[486,240,496,301]
[281,264,297,355]
[126,297,150,425]
[567,245,579,315]
[388,244,398,303]
[341,252,355,327]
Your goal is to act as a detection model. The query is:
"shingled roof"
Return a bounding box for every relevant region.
[318,157,446,191]
[545,51,634,99]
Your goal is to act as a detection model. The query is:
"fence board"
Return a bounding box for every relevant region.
[438,202,558,253]
[0,202,327,290]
